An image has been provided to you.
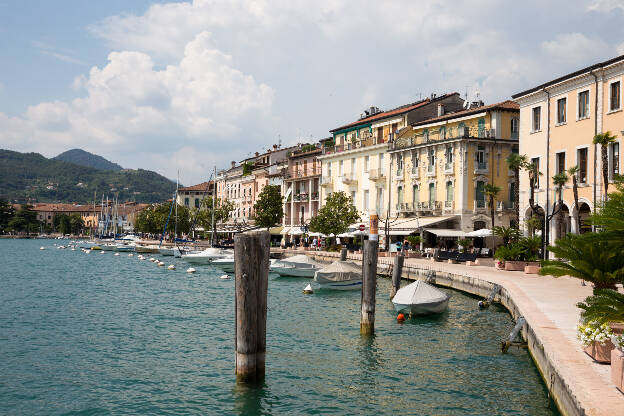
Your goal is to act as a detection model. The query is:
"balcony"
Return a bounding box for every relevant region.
[474,200,488,211]
[475,162,488,174]
[341,173,358,185]
[498,201,515,211]
[285,165,322,179]
[293,193,310,202]
[444,200,454,210]
[395,202,413,213]
[311,192,319,201]
[391,126,499,151]
[322,134,381,155]
[410,167,419,179]
[427,164,436,176]
[444,162,453,173]
[415,201,442,211]
[368,169,386,182]
[320,176,333,187]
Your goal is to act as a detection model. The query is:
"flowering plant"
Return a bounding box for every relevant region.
[577,321,613,347]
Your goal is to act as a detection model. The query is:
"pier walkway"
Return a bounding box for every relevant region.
[277,249,624,416]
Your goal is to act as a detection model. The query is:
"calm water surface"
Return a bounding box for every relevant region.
[0,239,558,415]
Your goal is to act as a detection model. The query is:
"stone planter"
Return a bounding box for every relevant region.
[612,348,624,393]
[584,340,615,363]
[495,260,505,270]
[504,261,526,271]
[524,263,541,274]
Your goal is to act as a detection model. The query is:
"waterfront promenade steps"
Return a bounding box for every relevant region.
[276,249,624,416]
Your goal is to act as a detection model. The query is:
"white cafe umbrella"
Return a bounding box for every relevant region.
[465,228,493,237]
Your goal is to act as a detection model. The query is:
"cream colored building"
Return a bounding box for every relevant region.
[512,54,624,244]
[388,100,519,246]
[318,94,465,228]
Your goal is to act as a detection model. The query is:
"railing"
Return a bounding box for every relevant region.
[444,200,454,209]
[410,168,419,178]
[311,192,319,201]
[322,136,380,155]
[341,174,357,185]
[474,200,487,210]
[391,126,499,151]
[368,169,386,181]
[285,166,322,178]
[414,201,442,211]
[293,193,310,202]
[475,162,488,172]
[320,176,332,186]
[498,201,515,210]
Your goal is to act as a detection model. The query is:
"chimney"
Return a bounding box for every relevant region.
[255,151,259,157]
[231,161,236,168]
[437,104,444,116]
[273,144,278,150]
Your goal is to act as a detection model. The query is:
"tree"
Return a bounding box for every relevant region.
[483,184,501,228]
[54,213,71,234]
[309,191,360,238]
[492,225,521,246]
[506,153,527,226]
[135,202,192,236]
[0,199,15,233]
[196,197,235,237]
[69,213,85,235]
[253,185,283,229]
[591,176,624,249]
[539,233,624,291]
[568,165,581,233]
[8,204,39,235]
[593,131,617,199]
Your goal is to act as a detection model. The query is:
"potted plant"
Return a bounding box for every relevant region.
[405,235,422,258]
[611,334,624,392]
[577,321,615,363]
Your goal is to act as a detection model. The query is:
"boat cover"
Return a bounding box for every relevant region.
[280,254,323,267]
[392,280,449,306]
[315,261,361,282]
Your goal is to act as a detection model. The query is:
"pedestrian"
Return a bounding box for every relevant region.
[312,237,318,250]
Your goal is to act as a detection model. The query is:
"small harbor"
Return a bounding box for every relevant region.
[1,239,557,415]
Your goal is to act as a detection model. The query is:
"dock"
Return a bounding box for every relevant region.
[276,249,624,416]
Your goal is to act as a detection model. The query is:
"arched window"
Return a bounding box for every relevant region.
[476,181,485,208]
[397,186,404,205]
[446,181,453,202]
[428,183,435,203]
[474,221,486,231]
[412,184,419,204]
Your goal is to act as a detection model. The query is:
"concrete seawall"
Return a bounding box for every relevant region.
[278,249,624,416]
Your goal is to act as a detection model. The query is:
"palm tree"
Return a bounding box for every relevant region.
[576,289,624,326]
[567,165,580,233]
[525,161,542,212]
[492,225,521,246]
[483,184,501,228]
[540,233,624,291]
[593,131,617,199]
[506,153,527,227]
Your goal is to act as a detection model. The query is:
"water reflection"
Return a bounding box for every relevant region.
[232,381,276,416]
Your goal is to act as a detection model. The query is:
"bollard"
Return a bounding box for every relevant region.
[390,253,404,299]
[340,247,348,261]
[360,239,379,336]
[234,231,270,382]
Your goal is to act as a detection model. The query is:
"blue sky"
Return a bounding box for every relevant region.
[1,0,624,185]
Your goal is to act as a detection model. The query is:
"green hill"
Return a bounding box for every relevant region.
[54,148,123,171]
[0,149,177,204]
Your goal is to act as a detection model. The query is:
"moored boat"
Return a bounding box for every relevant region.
[270,254,323,278]
[392,280,450,315]
[313,260,362,290]
[181,247,230,264]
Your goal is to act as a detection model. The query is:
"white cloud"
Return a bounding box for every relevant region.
[587,0,624,12]
[541,33,611,64]
[32,40,88,65]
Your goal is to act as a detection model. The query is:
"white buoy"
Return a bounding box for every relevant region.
[71,248,76,251]
[158,261,165,266]
[186,267,196,274]
[149,257,155,262]
[114,253,120,256]
[168,264,176,270]
[40,246,45,250]
[219,274,231,280]
[303,284,313,294]
[128,253,134,257]
[100,250,105,254]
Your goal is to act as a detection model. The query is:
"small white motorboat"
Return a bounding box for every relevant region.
[270,254,322,278]
[313,261,362,290]
[181,247,230,264]
[135,244,161,254]
[212,256,235,273]
[114,243,135,252]
[159,246,182,257]
[392,280,450,315]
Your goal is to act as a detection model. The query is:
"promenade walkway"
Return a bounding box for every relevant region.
[278,249,624,416]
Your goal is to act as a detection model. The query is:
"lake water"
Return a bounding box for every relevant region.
[0,239,558,415]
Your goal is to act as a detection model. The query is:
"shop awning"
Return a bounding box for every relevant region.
[269,226,283,235]
[289,227,306,235]
[281,227,291,235]
[424,228,466,237]
[379,215,458,234]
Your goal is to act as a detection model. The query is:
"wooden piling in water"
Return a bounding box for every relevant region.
[390,253,404,299]
[340,247,348,261]
[234,230,270,382]
[360,239,378,336]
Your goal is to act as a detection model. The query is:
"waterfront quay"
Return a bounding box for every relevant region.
[276,248,624,416]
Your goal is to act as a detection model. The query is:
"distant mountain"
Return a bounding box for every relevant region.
[54,148,123,171]
[0,149,177,204]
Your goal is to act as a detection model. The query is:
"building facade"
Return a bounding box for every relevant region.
[388,100,519,245]
[512,54,624,244]
[176,181,214,209]
[318,94,465,231]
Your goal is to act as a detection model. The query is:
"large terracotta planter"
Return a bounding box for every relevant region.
[504,261,526,271]
[612,349,624,393]
[584,340,615,363]
[524,264,541,274]
[495,261,505,270]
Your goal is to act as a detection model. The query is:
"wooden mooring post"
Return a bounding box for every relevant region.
[340,247,348,261]
[390,253,404,299]
[360,239,379,336]
[234,231,270,383]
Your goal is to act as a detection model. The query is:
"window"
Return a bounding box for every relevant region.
[446,181,453,202]
[578,90,589,119]
[509,182,515,204]
[396,154,403,173]
[184,198,189,207]
[556,152,565,174]
[397,186,403,205]
[610,81,621,111]
[195,198,200,208]
[379,153,385,173]
[377,126,383,142]
[376,188,384,214]
[446,146,453,165]
[577,148,588,183]
[339,160,343,176]
[327,162,332,176]
[428,183,435,203]
[412,185,419,204]
[364,155,370,172]
[411,150,419,172]
[511,118,519,134]
[428,149,435,167]
[532,106,541,131]
[440,126,446,140]
[557,98,566,124]
[612,142,620,177]
[363,190,369,211]
[531,157,540,187]
[423,129,429,141]
[476,181,485,208]
[476,146,486,169]
[351,191,356,204]
[351,158,356,175]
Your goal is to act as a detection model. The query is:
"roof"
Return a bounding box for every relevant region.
[512,54,624,99]
[410,100,519,127]
[329,93,460,133]
[178,181,213,192]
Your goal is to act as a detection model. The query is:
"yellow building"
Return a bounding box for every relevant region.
[318,94,465,230]
[388,100,519,247]
[512,54,624,244]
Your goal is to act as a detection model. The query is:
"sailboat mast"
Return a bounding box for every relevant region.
[211,166,216,247]
[174,171,179,242]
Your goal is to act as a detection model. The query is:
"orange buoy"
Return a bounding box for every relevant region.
[397,313,405,322]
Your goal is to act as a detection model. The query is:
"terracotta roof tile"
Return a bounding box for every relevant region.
[410,100,519,127]
[178,181,213,192]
